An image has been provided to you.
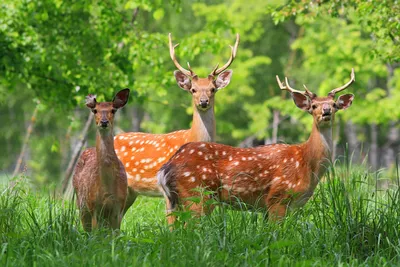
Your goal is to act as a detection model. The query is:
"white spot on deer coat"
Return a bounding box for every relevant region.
[184,172,191,177]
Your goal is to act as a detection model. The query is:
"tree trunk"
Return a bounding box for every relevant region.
[61,112,94,196]
[12,101,39,178]
[370,124,379,171]
[344,120,360,164]
[131,105,144,132]
[382,122,399,169]
[332,119,340,161]
[270,110,280,144]
[381,63,399,169]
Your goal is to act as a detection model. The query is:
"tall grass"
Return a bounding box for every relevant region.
[1,163,400,266]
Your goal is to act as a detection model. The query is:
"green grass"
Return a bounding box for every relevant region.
[1,164,400,266]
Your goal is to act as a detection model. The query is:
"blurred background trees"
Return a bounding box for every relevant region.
[0,0,399,186]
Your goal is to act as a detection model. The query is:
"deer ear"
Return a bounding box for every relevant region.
[292,92,311,112]
[336,94,354,110]
[215,70,233,89]
[113,88,130,109]
[85,94,97,109]
[174,70,192,91]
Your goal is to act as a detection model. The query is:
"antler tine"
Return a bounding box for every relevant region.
[211,33,240,76]
[276,75,316,98]
[210,63,219,76]
[328,68,355,97]
[168,33,193,77]
[187,62,195,76]
[302,84,315,98]
[275,75,287,91]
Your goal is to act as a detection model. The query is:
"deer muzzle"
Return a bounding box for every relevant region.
[199,98,209,109]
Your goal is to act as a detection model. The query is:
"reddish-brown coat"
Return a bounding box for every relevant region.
[158,70,355,224]
[114,34,239,212]
[158,125,327,223]
[73,89,129,231]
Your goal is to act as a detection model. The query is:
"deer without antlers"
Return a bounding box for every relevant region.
[73,89,130,231]
[114,33,240,213]
[158,69,355,224]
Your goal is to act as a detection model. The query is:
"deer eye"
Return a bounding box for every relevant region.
[111,108,117,114]
[312,104,317,110]
[92,109,97,114]
[191,89,197,93]
[333,103,337,109]
[211,88,215,93]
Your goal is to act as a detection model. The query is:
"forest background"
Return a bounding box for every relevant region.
[0,0,399,188]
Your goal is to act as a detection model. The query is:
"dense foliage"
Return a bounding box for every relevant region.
[0,0,399,184]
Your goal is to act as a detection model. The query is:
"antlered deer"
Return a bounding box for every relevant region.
[114,33,240,212]
[73,89,130,231]
[158,69,355,224]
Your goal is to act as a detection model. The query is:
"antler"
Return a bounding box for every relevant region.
[169,33,195,77]
[328,68,355,97]
[210,33,240,76]
[275,75,315,98]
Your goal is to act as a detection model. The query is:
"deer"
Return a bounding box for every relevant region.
[114,33,240,213]
[73,89,130,231]
[157,69,356,224]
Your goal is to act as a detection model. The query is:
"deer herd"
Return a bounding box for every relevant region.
[73,33,356,231]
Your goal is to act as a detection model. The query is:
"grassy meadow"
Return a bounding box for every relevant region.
[1,162,400,266]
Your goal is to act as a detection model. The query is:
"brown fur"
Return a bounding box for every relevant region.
[158,80,355,224]
[114,71,234,213]
[73,89,129,231]
[114,34,239,214]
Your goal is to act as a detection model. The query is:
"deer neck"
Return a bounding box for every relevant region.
[189,101,216,142]
[303,120,333,180]
[96,129,118,188]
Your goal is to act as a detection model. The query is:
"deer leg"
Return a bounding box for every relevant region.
[91,209,99,229]
[123,188,137,214]
[184,194,216,218]
[80,210,92,232]
[267,203,287,221]
[265,192,289,222]
[110,205,122,230]
[165,197,177,227]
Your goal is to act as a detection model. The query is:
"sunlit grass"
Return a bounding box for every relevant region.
[1,164,400,266]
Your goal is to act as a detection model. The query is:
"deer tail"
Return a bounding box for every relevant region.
[157,162,179,212]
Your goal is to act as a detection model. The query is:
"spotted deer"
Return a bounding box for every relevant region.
[158,69,355,224]
[73,89,130,231]
[114,33,240,212]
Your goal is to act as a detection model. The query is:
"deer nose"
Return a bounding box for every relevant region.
[323,107,331,115]
[100,120,109,128]
[199,99,209,108]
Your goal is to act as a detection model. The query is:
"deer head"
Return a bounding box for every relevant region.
[276,69,355,127]
[169,33,239,111]
[86,89,130,131]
